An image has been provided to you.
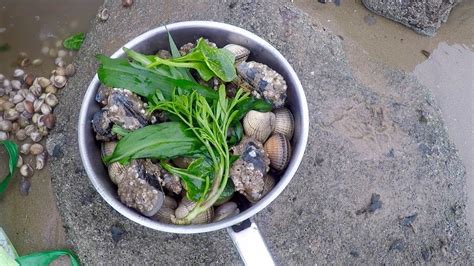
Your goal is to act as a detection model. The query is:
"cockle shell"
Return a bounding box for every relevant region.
[243,110,275,143]
[223,44,250,65]
[101,141,117,158]
[174,198,214,224]
[108,163,127,185]
[273,107,294,139]
[152,206,175,224]
[264,133,291,171]
[101,142,126,184]
[261,174,276,198]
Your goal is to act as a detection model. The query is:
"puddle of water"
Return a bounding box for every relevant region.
[294,0,474,71]
[414,43,474,230]
[295,0,474,234]
[0,0,100,76]
[0,0,101,256]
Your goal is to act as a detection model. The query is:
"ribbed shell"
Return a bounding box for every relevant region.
[152,206,175,224]
[174,198,214,224]
[264,133,291,171]
[261,174,276,197]
[243,110,275,143]
[223,44,250,64]
[101,141,117,159]
[273,107,294,139]
[108,162,126,185]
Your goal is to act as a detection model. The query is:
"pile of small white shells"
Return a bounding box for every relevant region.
[0,63,75,185]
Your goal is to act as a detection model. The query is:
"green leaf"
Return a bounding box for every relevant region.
[104,122,205,164]
[96,55,218,100]
[197,39,236,82]
[111,125,131,137]
[0,140,18,195]
[227,121,243,146]
[233,97,273,122]
[167,29,195,82]
[148,38,236,82]
[162,157,214,201]
[15,249,80,266]
[63,32,85,51]
[214,181,235,206]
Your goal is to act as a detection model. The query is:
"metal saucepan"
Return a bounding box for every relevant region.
[78,21,309,265]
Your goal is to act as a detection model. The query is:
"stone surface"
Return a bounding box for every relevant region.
[48,0,473,264]
[362,0,461,36]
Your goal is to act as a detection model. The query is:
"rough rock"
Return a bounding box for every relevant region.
[362,0,461,36]
[48,0,472,264]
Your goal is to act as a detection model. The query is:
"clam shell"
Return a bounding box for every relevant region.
[175,198,196,219]
[243,110,275,143]
[20,164,34,177]
[20,143,31,155]
[163,196,178,209]
[273,107,294,139]
[223,44,250,64]
[261,174,276,198]
[30,143,44,155]
[264,133,291,171]
[214,202,240,222]
[108,162,126,184]
[36,151,48,170]
[190,207,214,224]
[101,141,117,159]
[152,206,175,224]
[174,198,215,224]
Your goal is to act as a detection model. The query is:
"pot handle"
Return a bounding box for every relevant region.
[226,218,275,265]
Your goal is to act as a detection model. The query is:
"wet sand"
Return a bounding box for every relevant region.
[0,0,101,256]
[0,0,473,258]
[295,0,474,233]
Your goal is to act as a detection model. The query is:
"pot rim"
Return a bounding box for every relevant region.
[78,21,309,234]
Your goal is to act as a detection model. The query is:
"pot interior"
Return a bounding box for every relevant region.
[79,21,308,233]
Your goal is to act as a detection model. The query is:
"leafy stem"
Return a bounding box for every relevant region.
[149,86,249,223]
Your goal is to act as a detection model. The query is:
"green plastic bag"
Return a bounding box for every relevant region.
[0,140,18,195]
[0,227,80,266]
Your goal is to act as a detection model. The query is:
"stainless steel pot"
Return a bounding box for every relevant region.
[78,21,308,264]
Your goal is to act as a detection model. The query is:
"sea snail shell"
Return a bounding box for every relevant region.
[243,110,275,143]
[264,133,291,171]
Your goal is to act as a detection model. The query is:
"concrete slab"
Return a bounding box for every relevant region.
[47,0,473,264]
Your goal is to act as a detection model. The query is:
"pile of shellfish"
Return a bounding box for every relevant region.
[0,62,75,195]
[93,40,295,224]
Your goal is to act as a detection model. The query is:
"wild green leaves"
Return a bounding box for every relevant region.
[63,32,85,51]
[104,122,204,164]
[148,38,237,82]
[162,157,214,202]
[0,140,18,195]
[96,55,217,100]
